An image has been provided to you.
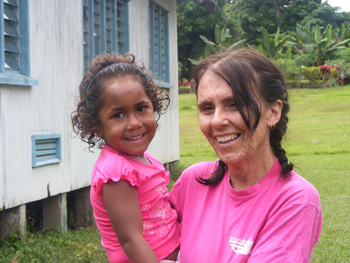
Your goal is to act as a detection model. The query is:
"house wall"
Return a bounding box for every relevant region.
[129,0,179,163]
[0,0,179,211]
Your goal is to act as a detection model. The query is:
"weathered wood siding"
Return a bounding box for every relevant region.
[0,0,179,210]
[129,0,179,163]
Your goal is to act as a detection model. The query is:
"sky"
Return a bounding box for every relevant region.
[323,0,350,12]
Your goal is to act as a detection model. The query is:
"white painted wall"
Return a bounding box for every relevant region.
[129,0,179,163]
[0,0,179,210]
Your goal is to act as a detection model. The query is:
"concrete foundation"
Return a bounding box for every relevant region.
[74,187,94,228]
[0,204,26,239]
[43,193,67,233]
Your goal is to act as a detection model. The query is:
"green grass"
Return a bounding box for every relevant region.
[178,86,350,263]
[0,226,108,262]
[1,86,349,262]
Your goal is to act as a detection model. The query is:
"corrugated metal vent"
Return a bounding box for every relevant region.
[31,134,61,168]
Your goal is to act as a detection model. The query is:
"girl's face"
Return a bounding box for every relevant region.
[96,75,156,156]
[197,70,279,167]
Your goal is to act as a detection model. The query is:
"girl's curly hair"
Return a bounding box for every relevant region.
[71,52,169,150]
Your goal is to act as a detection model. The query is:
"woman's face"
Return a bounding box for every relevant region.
[197,70,277,167]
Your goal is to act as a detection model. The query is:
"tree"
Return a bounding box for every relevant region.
[177,0,232,79]
[226,0,335,45]
[258,27,291,59]
[188,24,246,65]
[301,2,350,29]
[193,0,218,11]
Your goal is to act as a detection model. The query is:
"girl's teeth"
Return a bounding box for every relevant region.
[128,134,143,140]
[217,134,238,143]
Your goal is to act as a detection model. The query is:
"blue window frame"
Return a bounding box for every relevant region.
[149,1,171,89]
[32,134,61,168]
[0,0,38,86]
[83,0,129,73]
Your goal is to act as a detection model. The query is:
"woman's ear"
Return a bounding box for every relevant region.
[269,99,283,127]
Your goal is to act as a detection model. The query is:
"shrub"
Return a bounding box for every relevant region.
[273,59,299,81]
[300,66,322,87]
[325,59,350,86]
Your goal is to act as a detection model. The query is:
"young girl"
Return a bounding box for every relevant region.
[71,53,180,263]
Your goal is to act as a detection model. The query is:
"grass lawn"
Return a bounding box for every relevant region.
[178,86,350,262]
[1,86,349,262]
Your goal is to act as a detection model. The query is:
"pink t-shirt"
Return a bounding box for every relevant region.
[169,158,322,263]
[90,145,180,263]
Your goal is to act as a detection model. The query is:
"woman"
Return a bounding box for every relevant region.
[169,49,322,262]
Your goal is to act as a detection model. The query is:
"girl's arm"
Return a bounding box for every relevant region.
[102,180,159,263]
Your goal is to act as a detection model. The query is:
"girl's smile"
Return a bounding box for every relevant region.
[96,75,156,157]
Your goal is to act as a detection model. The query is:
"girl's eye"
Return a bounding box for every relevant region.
[113,112,124,118]
[137,106,147,112]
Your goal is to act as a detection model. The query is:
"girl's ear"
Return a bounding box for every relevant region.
[95,126,104,139]
[269,99,283,127]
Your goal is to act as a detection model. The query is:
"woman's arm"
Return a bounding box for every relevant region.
[102,180,159,263]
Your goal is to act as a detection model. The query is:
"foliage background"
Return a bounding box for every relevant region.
[177,0,350,80]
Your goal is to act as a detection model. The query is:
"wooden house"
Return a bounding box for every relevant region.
[0,0,179,237]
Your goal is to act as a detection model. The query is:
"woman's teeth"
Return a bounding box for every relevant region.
[216,134,238,143]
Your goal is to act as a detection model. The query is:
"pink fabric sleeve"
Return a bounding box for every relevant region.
[248,203,322,262]
[94,174,140,197]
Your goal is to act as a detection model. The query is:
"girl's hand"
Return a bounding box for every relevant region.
[102,180,159,263]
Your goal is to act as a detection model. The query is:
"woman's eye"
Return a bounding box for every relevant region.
[200,105,213,112]
[229,103,238,110]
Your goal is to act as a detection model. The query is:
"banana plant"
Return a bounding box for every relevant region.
[258,27,291,59]
[289,24,350,65]
[188,24,246,65]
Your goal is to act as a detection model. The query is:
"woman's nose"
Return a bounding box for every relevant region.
[127,114,142,130]
[211,108,229,129]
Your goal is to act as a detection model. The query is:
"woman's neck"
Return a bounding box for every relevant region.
[227,152,276,190]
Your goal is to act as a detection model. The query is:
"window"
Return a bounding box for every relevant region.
[83,0,129,73]
[0,0,38,86]
[32,134,61,168]
[149,1,171,88]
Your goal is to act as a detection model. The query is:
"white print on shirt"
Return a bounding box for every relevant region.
[229,236,254,255]
[141,186,176,238]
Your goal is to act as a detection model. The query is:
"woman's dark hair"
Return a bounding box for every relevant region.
[71,52,169,150]
[194,49,293,185]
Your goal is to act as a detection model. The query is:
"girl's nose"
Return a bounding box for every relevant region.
[211,108,229,129]
[127,114,142,130]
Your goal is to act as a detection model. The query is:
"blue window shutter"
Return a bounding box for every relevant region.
[82,0,129,73]
[149,1,171,88]
[149,5,155,75]
[83,0,91,73]
[93,0,101,57]
[32,134,62,168]
[3,0,20,71]
[164,12,169,83]
[116,0,128,54]
[0,0,38,86]
[105,0,113,53]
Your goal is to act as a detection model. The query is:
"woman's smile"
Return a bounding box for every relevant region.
[215,133,240,143]
[197,70,274,167]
